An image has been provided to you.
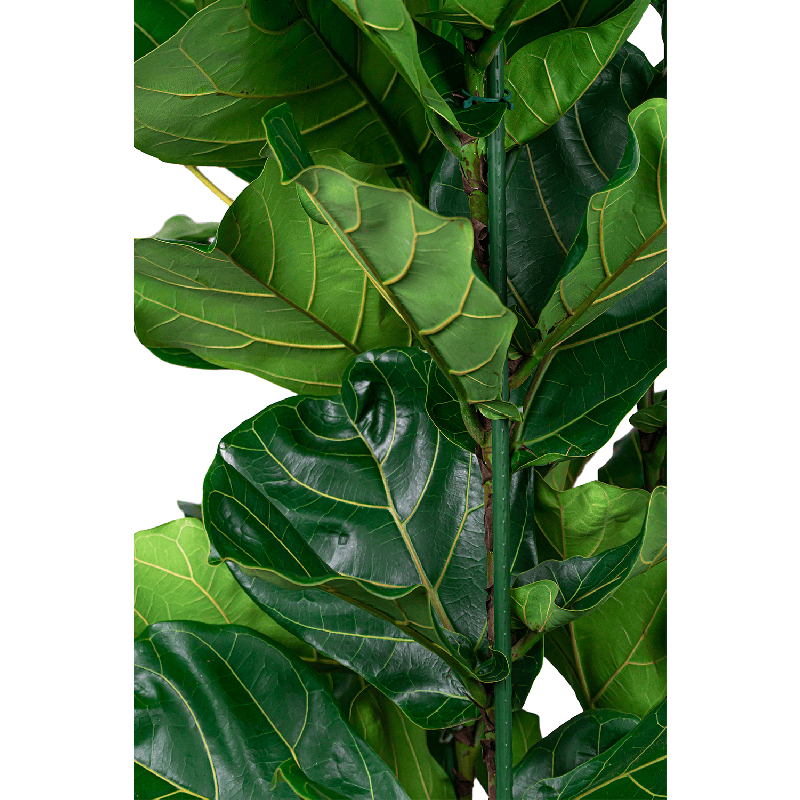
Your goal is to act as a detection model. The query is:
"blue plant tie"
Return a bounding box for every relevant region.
[459,88,514,111]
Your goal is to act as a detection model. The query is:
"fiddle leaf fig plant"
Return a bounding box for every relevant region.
[134,1,667,797]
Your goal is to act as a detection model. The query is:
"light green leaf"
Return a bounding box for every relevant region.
[133,517,319,660]
[348,685,457,799]
[535,484,667,717]
[505,0,649,148]
[265,117,517,403]
[134,0,443,195]
[135,622,411,799]
[511,486,665,634]
[135,150,411,394]
[134,0,195,61]
[330,0,459,129]
[415,0,559,31]
[536,99,667,345]
[476,400,523,421]
[513,700,667,798]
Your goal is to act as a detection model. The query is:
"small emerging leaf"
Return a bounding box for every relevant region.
[476,400,523,422]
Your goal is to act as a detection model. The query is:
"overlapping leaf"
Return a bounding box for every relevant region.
[512,268,666,469]
[348,685,457,799]
[265,115,516,404]
[203,349,549,696]
[513,700,667,798]
[505,0,649,148]
[228,563,479,728]
[415,0,560,32]
[133,517,321,661]
[511,485,665,636]
[429,44,656,328]
[134,0,448,188]
[534,483,667,717]
[228,541,539,729]
[134,0,195,61]
[135,150,411,395]
[536,99,667,344]
[152,213,218,247]
[134,622,410,799]
[503,1,638,59]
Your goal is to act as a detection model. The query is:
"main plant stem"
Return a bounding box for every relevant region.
[487,44,513,800]
[459,38,513,799]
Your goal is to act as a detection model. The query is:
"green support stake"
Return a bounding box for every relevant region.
[488,43,513,799]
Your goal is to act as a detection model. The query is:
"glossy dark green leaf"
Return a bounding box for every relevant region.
[135,622,411,799]
[512,269,666,469]
[203,349,508,688]
[511,486,665,634]
[146,346,225,371]
[264,123,517,403]
[134,0,195,61]
[135,150,411,394]
[535,485,667,717]
[133,517,320,661]
[536,99,667,344]
[513,700,666,798]
[203,350,546,698]
[176,500,203,520]
[134,0,447,189]
[152,213,217,246]
[227,563,479,728]
[348,685,457,798]
[429,45,655,328]
[505,0,648,148]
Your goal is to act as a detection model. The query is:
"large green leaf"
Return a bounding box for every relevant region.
[227,564,479,728]
[512,268,666,469]
[329,0,459,127]
[135,150,411,395]
[203,348,537,691]
[536,99,667,344]
[535,484,667,717]
[505,0,648,148]
[134,0,195,61]
[416,1,559,31]
[348,685,457,799]
[511,485,665,634]
[265,115,516,404]
[513,700,667,798]
[134,0,446,190]
[135,622,411,799]
[504,1,633,59]
[429,44,656,328]
[133,517,322,660]
[211,424,544,728]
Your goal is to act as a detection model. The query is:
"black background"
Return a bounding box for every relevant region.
[134,7,667,800]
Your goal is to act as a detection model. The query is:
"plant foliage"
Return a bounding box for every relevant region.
[133,1,667,796]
